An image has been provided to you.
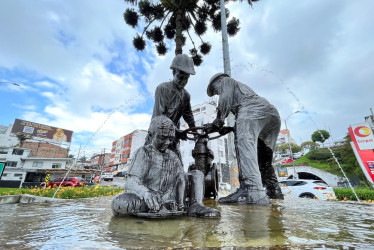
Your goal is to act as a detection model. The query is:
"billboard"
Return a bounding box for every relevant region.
[11,118,73,143]
[348,124,374,185]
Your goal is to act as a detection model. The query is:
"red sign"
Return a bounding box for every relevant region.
[11,118,73,143]
[350,123,374,150]
[348,126,374,184]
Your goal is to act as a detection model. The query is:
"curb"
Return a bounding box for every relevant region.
[0,194,65,204]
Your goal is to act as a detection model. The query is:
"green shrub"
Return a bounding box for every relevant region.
[307,149,332,161]
[334,188,374,201]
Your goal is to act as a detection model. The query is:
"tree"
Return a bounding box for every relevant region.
[300,141,319,150]
[276,143,301,154]
[311,130,330,144]
[79,156,87,162]
[15,133,32,147]
[123,0,259,65]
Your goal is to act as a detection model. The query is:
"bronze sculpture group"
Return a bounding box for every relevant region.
[112,54,283,218]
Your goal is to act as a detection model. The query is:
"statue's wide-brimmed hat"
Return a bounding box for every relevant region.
[170,54,196,75]
[207,73,229,97]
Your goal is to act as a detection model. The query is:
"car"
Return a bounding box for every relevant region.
[293,152,303,159]
[219,182,231,191]
[101,172,113,181]
[278,179,336,200]
[45,177,86,188]
[282,158,293,164]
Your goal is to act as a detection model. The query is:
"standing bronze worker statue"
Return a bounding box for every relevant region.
[204,73,284,205]
[150,54,196,156]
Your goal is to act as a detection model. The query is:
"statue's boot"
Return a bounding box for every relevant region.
[219,185,271,205]
[258,139,284,200]
[187,202,220,217]
[187,170,220,218]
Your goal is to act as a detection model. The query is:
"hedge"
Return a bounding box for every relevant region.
[334,188,374,201]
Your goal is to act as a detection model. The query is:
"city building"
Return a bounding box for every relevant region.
[276,129,297,145]
[89,152,111,170]
[109,129,147,175]
[0,146,73,188]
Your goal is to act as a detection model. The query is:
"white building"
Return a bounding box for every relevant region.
[0,146,71,187]
[276,129,297,146]
[0,124,19,147]
[179,101,230,182]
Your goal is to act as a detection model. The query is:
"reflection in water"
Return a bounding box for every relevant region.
[0,196,373,249]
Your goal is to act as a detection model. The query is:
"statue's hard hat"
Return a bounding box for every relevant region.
[207,73,229,97]
[170,54,196,75]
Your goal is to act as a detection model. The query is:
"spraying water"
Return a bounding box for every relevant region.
[52,95,144,198]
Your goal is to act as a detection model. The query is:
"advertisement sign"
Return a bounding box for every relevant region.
[350,123,374,150]
[348,126,374,184]
[11,118,73,143]
[277,167,288,177]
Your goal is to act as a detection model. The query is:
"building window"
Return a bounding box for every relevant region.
[12,149,24,155]
[218,139,223,146]
[14,173,23,177]
[220,151,224,157]
[2,173,8,177]
[5,161,17,167]
[32,161,43,168]
[52,163,61,169]
[0,148,8,154]
[201,106,206,111]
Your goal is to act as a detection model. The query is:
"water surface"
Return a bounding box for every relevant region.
[0,197,373,249]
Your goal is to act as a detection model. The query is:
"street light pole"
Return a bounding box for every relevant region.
[284,111,300,179]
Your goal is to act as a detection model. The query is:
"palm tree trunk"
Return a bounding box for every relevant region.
[175,10,183,55]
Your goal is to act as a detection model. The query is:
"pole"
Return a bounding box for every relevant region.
[220,0,231,76]
[284,119,296,179]
[284,111,300,179]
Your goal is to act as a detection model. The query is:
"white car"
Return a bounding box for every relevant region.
[101,172,113,181]
[279,179,336,200]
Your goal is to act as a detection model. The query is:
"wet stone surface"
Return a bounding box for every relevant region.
[0,196,373,249]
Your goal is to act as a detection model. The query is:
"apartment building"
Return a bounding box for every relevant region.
[109,129,147,175]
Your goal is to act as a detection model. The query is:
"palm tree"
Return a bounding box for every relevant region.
[123,0,254,66]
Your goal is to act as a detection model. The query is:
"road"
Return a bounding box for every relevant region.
[98,177,126,188]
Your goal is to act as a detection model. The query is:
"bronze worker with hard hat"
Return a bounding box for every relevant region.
[151,54,197,155]
[204,73,283,205]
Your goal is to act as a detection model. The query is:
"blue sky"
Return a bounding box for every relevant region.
[1,0,374,158]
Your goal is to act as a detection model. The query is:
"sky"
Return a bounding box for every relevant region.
[1,0,373,158]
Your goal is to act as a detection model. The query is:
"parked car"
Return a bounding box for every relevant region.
[101,172,113,181]
[282,158,293,164]
[278,179,336,200]
[93,176,100,183]
[219,182,231,191]
[44,177,86,188]
[292,152,303,159]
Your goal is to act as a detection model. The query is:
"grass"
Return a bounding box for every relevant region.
[292,155,344,176]
[0,185,123,199]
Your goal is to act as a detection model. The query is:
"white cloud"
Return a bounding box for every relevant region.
[1,0,374,158]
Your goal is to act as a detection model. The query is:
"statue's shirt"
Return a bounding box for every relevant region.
[215,78,279,121]
[127,145,184,198]
[152,81,195,129]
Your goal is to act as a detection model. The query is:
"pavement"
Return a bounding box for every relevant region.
[97,177,126,189]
